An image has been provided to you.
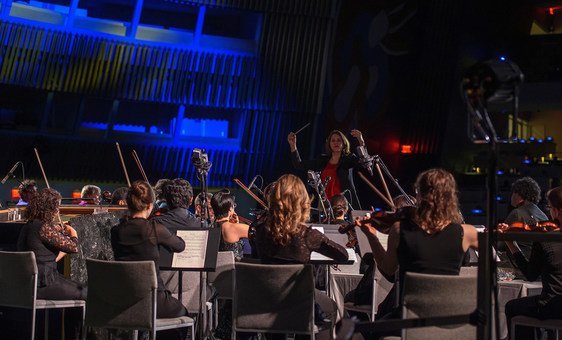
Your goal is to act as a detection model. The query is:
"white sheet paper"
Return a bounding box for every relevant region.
[172,230,208,268]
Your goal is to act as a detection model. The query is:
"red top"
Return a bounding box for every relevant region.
[321,162,341,200]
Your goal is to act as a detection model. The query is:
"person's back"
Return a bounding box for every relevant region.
[398,219,465,282]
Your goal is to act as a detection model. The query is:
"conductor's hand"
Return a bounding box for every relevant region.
[287,132,297,152]
[351,129,365,146]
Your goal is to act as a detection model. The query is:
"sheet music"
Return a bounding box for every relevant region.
[172,230,208,268]
[310,225,356,263]
[310,248,356,263]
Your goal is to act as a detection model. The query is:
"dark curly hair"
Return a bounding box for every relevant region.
[127,180,155,213]
[414,169,463,233]
[163,178,193,209]
[26,188,61,224]
[511,177,541,204]
[18,179,37,203]
[154,179,171,201]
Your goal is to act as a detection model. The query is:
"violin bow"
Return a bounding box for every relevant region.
[115,142,131,187]
[357,172,396,209]
[33,148,63,225]
[233,178,268,209]
[131,149,149,183]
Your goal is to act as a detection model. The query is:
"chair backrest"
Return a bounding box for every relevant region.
[0,251,38,308]
[402,272,477,340]
[233,262,315,335]
[207,251,235,299]
[85,259,157,330]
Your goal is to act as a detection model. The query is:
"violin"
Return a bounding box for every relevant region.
[498,220,560,233]
[339,206,416,235]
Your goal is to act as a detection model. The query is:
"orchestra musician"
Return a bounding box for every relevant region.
[502,186,562,340]
[111,181,188,324]
[152,178,206,231]
[210,189,249,259]
[79,184,101,205]
[194,192,214,222]
[153,178,171,215]
[17,188,86,340]
[356,168,478,336]
[110,187,128,206]
[251,174,348,338]
[288,129,367,210]
[503,177,549,260]
[16,179,37,206]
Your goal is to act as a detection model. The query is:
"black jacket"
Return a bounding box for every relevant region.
[290,149,364,209]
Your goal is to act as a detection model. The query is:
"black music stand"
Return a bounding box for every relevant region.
[160,227,221,340]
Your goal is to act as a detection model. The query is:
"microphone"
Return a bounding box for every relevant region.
[1,161,20,184]
[356,146,373,176]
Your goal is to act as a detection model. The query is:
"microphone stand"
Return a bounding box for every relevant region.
[308,172,334,223]
[371,155,415,207]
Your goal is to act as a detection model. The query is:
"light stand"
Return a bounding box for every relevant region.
[462,58,524,340]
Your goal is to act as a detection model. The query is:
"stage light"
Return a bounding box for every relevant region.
[538,139,544,143]
[496,170,504,175]
[11,188,20,201]
[471,208,484,215]
[499,56,507,61]
[522,158,532,165]
[546,136,553,141]
[529,136,536,141]
[400,145,412,154]
[519,139,526,143]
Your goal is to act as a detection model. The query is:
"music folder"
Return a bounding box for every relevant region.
[159,227,221,271]
[308,224,357,264]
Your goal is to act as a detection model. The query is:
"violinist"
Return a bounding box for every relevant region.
[111,181,188,323]
[16,179,37,206]
[356,169,478,334]
[503,177,549,259]
[210,189,249,259]
[288,129,367,209]
[152,178,206,231]
[502,186,562,340]
[110,187,129,206]
[331,193,358,250]
[79,184,101,205]
[17,188,86,340]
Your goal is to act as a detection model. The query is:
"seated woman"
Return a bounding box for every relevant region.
[210,189,249,259]
[357,168,478,325]
[502,185,562,340]
[252,174,349,338]
[17,188,86,340]
[111,180,187,320]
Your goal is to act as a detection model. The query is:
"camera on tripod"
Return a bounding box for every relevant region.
[191,148,211,171]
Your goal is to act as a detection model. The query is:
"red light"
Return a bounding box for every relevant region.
[401,145,412,154]
[550,7,555,15]
[11,188,20,201]
[72,190,81,199]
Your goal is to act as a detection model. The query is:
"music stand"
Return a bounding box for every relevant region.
[159,227,220,339]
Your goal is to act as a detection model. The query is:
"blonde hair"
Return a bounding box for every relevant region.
[266,174,311,246]
[414,169,463,233]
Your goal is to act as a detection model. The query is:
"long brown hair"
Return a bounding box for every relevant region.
[414,168,463,233]
[324,130,351,156]
[266,174,311,246]
[26,188,61,225]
